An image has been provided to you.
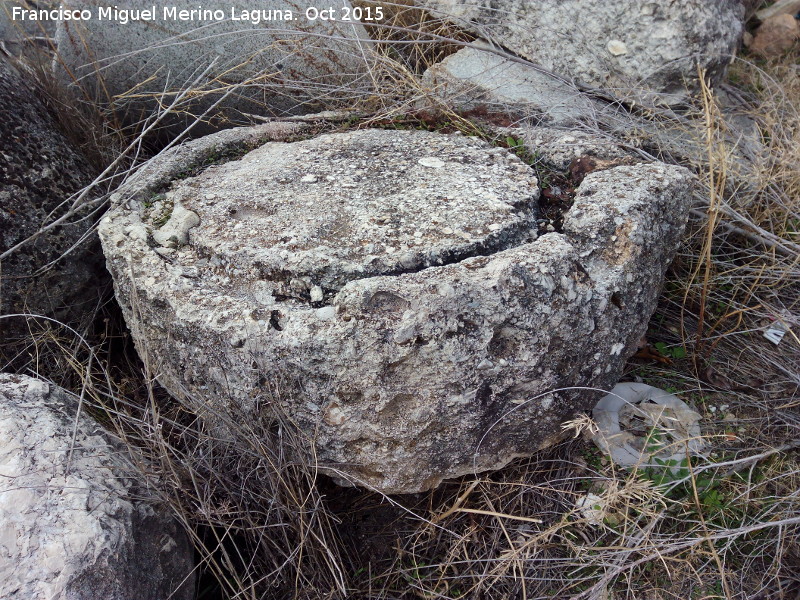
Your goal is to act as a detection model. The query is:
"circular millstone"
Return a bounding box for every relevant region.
[149,129,539,301]
[100,121,696,494]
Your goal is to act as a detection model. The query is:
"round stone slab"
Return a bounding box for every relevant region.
[100,121,696,493]
[151,129,539,299]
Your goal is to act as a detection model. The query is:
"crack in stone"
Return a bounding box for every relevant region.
[156,128,543,307]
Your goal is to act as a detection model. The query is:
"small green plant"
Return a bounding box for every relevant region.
[641,455,691,488]
[653,341,687,359]
[505,135,524,152]
[152,206,173,228]
[143,193,161,210]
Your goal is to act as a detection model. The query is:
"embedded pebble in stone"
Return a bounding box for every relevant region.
[418,156,446,168]
[301,174,318,183]
[316,306,336,320]
[607,40,628,56]
[151,203,200,248]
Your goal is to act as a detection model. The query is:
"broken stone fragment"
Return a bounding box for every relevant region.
[420,41,600,126]
[755,0,800,22]
[99,122,695,493]
[415,0,746,106]
[591,382,705,469]
[0,373,195,600]
[0,58,102,343]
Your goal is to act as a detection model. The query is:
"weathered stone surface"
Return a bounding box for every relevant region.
[416,0,745,105]
[54,1,371,133]
[750,13,800,56]
[0,373,195,600]
[154,129,538,292]
[99,123,695,493]
[0,57,101,339]
[503,126,631,171]
[420,41,598,126]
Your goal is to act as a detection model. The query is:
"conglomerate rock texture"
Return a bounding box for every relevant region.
[99,123,695,493]
[0,373,195,600]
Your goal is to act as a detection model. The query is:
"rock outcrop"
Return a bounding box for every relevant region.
[54,0,372,133]
[0,373,195,600]
[0,57,101,340]
[99,122,695,493]
[416,0,746,105]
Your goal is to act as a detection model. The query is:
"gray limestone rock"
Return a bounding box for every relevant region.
[53,1,372,133]
[0,57,101,340]
[0,373,195,600]
[420,41,600,126]
[416,0,746,106]
[99,123,695,493]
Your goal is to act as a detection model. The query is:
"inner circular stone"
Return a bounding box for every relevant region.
[155,129,539,299]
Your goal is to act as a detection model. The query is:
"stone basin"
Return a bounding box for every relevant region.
[99,120,695,493]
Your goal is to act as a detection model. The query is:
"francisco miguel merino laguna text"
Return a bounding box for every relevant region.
[11,5,297,26]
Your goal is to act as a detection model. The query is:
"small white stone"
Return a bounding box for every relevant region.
[324,404,346,426]
[607,40,628,56]
[476,359,494,370]
[301,174,318,183]
[393,325,416,344]
[316,306,336,320]
[488,223,501,231]
[154,247,175,258]
[310,285,324,303]
[418,157,445,168]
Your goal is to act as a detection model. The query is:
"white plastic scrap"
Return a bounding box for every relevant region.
[591,382,704,469]
[763,320,790,345]
[575,493,605,526]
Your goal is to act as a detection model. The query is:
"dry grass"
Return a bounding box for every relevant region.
[2,3,799,600]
